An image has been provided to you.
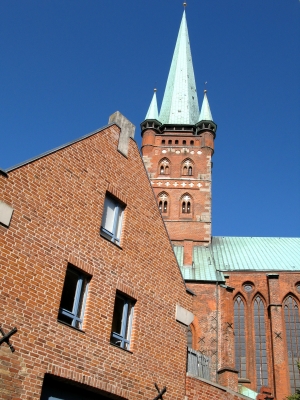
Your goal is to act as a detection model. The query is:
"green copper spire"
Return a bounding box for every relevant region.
[145,89,159,120]
[159,10,199,125]
[199,91,213,121]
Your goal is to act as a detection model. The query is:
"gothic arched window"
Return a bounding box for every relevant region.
[182,159,193,176]
[181,195,191,214]
[254,296,269,391]
[284,296,300,393]
[234,296,246,378]
[159,159,170,175]
[158,193,168,214]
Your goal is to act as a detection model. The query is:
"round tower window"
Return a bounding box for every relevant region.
[296,283,300,293]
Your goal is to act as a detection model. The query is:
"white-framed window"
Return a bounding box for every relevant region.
[111,292,135,350]
[100,194,125,245]
[58,265,90,330]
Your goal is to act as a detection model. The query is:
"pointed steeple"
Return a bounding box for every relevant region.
[159,10,199,125]
[199,90,213,121]
[145,89,159,120]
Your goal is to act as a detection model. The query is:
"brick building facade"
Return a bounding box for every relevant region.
[0,113,195,399]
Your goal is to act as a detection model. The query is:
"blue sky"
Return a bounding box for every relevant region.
[0,0,299,237]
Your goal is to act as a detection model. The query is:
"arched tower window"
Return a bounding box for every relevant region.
[254,296,269,391]
[284,296,300,393]
[182,159,193,176]
[234,296,246,378]
[181,195,191,214]
[158,192,169,214]
[159,159,170,175]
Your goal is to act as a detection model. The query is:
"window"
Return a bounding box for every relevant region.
[162,140,165,144]
[234,296,247,378]
[100,194,125,245]
[158,192,168,214]
[284,296,300,393]
[183,140,186,145]
[175,140,179,144]
[168,140,172,145]
[159,159,170,175]
[182,159,193,176]
[190,140,194,145]
[111,293,135,350]
[254,296,268,391]
[58,265,89,329]
[182,195,191,214]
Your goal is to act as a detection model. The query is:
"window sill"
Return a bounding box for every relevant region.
[110,342,133,354]
[57,320,85,334]
[100,232,123,250]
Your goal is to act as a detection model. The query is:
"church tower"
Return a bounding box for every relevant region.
[141,8,217,265]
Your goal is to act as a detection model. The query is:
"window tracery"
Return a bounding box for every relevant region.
[254,296,268,391]
[181,195,191,214]
[182,159,193,176]
[159,159,170,175]
[284,295,300,393]
[158,193,169,214]
[234,296,246,378]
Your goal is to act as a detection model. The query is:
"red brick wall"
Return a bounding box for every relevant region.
[0,124,192,399]
[186,375,248,400]
[188,272,300,400]
[141,128,214,244]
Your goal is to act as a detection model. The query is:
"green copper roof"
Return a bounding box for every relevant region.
[159,10,199,125]
[199,91,213,121]
[178,237,300,282]
[145,90,159,120]
[211,237,300,271]
[175,245,225,282]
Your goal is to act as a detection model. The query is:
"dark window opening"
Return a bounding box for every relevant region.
[183,140,186,145]
[58,265,90,330]
[111,293,135,350]
[190,140,194,145]
[162,140,165,144]
[175,140,179,144]
[168,140,172,145]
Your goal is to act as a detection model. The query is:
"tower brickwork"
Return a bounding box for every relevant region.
[141,10,216,261]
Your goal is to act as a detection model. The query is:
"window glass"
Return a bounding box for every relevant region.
[254,297,268,391]
[115,208,124,242]
[234,296,246,378]
[284,296,300,394]
[60,269,78,312]
[102,197,115,233]
[101,194,125,244]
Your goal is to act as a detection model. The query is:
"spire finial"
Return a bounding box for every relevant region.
[183,2,187,7]
[154,88,157,92]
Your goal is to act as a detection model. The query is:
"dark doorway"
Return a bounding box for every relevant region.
[40,374,123,400]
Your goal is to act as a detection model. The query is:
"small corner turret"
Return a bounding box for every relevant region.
[196,90,217,138]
